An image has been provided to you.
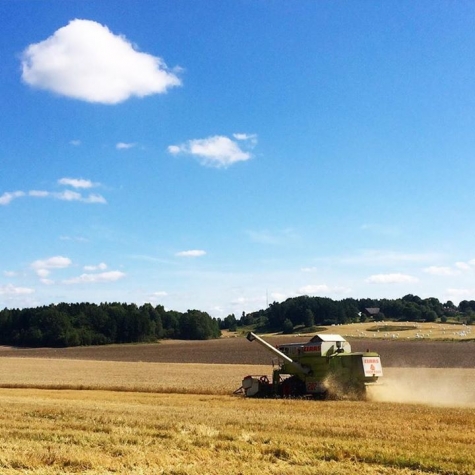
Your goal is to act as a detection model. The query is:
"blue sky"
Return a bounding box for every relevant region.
[2,1,475,317]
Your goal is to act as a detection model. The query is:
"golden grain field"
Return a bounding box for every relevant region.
[1,337,474,474]
[0,388,474,475]
[1,357,475,407]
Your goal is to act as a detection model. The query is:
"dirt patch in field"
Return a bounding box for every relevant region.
[0,336,474,368]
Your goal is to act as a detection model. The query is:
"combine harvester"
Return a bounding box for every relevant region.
[237,332,382,399]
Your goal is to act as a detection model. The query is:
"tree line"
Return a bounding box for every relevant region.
[0,302,221,347]
[222,294,474,334]
[1,294,473,348]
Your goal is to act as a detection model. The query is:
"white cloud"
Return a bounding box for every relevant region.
[58,177,96,188]
[35,269,51,278]
[423,260,475,277]
[31,256,72,270]
[63,270,126,284]
[423,266,459,276]
[0,191,25,205]
[31,256,72,277]
[168,134,256,168]
[30,189,107,204]
[365,273,419,284]
[84,262,108,271]
[116,142,136,150]
[70,139,81,146]
[233,133,258,144]
[1,179,106,206]
[21,19,181,104]
[301,267,318,273]
[29,190,49,198]
[175,250,206,257]
[0,284,35,296]
[455,261,471,271]
[152,291,168,297]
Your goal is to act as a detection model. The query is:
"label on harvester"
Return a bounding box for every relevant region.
[362,357,383,377]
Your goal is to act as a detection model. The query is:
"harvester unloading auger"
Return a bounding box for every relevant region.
[236,332,383,399]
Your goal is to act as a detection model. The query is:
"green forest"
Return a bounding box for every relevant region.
[0,294,474,347]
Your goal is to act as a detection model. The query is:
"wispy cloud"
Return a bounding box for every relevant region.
[365,273,419,284]
[301,267,318,273]
[0,191,25,205]
[83,262,107,271]
[0,178,106,205]
[116,142,136,150]
[63,270,126,284]
[58,177,97,188]
[69,139,81,146]
[0,283,35,296]
[168,134,257,168]
[423,266,459,276]
[21,19,181,104]
[423,258,475,277]
[175,250,206,257]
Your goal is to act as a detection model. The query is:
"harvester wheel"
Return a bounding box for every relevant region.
[259,375,269,384]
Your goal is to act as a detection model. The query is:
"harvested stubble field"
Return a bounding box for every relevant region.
[0,330,474,474]
[0,388,474,475]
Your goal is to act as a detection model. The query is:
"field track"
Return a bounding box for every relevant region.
[1,335,474,367]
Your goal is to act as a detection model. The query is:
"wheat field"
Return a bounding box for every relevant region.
[0,388,474,475]
[0,357,474,474]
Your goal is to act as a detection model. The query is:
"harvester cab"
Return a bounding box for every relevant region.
[238,332,382,399]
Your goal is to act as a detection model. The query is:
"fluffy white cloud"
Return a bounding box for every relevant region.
[365,273,418,284]
[21,19,181,104]
[175,250,206,257]
[0,284,35,295]
[168,134,256,168]
[31,256,72,277]
[63,270,126,284]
